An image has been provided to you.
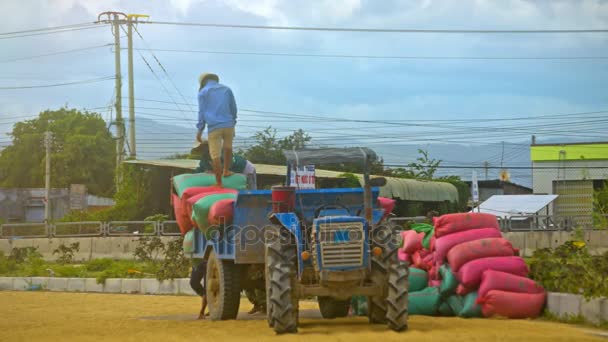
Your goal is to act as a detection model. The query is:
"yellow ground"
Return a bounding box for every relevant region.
[0,291,605,342]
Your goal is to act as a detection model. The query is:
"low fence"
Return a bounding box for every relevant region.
[0,221,181,239]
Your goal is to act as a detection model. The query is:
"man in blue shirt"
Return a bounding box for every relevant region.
[196,72,238,187]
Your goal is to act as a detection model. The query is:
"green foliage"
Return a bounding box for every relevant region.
[385,149,441,180]
[53,242,80,264]
[242,126,311,164]
[337,173,361,188]
[529,241,608,299]
[156,237,190,281]
[593,181,608,229]
[0,107,115,196]
[133,236,165,262]
[84,258,114,272]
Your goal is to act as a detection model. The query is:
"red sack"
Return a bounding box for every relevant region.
[186,188,238,226]
[172,194,192,235]
[434,213,499,238]
[400,230,424,254]
[435,228,502,264]
[456,256,529,288]
[447,238,515,272]
[398,249,411,263]
[207,198,236,225]
[412,251,429,270]
[428,264,439,280]
[456,284,474,296]
[429,236,436,252]
[422,251,435,269]
[429,279,442,288]
[477,290,546,318]
[478,270,545,298]
[378,197,396,221]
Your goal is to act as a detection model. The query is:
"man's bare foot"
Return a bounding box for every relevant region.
[248,305,262,314]
[198,312,209,320]
[223,170,234,177]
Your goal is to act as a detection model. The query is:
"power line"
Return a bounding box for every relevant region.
[144,21,608,34]
[0,25,104,40]
[0,22,96,35]
[0,43,112,64]
[128,47,608,61]
[0,76,115,90]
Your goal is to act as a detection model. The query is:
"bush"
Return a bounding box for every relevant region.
[529,240,608,299]
[84,258,114,272]
[156,237,190,281]
[53,243,80,264]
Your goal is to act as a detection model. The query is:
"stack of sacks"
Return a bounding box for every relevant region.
[398,223,441,315]
[171,173,247,236]
[433,212,546,319]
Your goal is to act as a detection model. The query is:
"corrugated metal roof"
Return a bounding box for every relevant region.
[476,194,558,219]
[123,159,458,202]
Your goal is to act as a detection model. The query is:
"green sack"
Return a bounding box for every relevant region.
[438,301,454,316]
[411,223,434,250]
[192,193,238,230]
[446,295,464,315]
[173,173,247,197]
[409,287,440,316]
[439,264,458,297]
[459,291,483,318]
[351,295,368,316]
[409,267,429,292]
[183,229,195,254]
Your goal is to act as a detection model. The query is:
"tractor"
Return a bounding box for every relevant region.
[190,147,409,333]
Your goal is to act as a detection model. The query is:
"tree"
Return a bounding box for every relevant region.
[384,149,441,180]
[243,127,311,165]
[0,108,115,196]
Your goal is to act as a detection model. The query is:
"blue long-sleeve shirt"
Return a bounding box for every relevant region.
[197,80,237,133]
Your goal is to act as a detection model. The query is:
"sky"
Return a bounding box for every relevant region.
[1,0,607,184]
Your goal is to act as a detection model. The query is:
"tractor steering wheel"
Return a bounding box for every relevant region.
[314,204,350,218]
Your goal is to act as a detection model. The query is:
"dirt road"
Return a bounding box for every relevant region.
[0,292,604,341]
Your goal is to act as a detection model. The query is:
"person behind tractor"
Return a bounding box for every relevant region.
[196,72,237,187]
[190,259,208,319]
[191,140,257,190]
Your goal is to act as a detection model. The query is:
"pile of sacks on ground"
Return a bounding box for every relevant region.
[399,212,546,319]
[171,173,247,247]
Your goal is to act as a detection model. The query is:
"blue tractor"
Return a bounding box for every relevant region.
[191,147,409,333]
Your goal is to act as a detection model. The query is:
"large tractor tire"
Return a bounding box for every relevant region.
[206,249,242,320]
[318,296,351,319]
[367,223,409,331]
[266,226,299,334]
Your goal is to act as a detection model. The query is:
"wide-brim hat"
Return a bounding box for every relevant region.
[198,73,219,87]
[191,140,208,154]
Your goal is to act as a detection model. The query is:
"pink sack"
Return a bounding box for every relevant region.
[428,264,439,280]
[378,197,396,221]
[478,270,545,298]
[400,230,424,254]
[186,189,238,226]
[456,284,474,296]
[172,194,192,235]
[434,213,499,238]
[429,279,442,288]
[477,290,546,319]
[412,251,429,270]
[398,249,411,263]
[207,198,236,225]
[447,238,515,272]
[429,236,436,252]
[456,256,529,288]
[435,228,503,264]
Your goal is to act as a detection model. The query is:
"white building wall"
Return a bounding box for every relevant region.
[532,160,608,195]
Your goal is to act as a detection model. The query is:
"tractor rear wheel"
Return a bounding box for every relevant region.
[266,226,299,334]
[318,296,351,319]
[386,253,409,331]
[206,250,242,320]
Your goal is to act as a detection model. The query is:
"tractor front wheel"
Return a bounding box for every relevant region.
[206,249,242,320]
[266,226,299,334]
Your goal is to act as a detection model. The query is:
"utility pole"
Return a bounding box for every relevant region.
[127,15,136,159]
[44,131,52,224]
[483,161,489,180]
[113,13,125,187]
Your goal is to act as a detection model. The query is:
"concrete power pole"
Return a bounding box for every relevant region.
[483,161,489,180]
[127,16,136,159]
[44,131,52,224]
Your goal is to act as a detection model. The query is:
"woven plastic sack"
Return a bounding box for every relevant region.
[398,249,411,263]
[207,198,236,225]
[460,292,482,318]
[172,193,192,235]
[477,290,546,319]
[446,295,463,315]
[456,256,529,288]
[434,213,499,238]
[377,197,395,221]
[439,264,458,297]
[182,229,195,254]
[438,301,454,316]
[409,267,429,292]
[478,270,545,298]
[456,284,474,296]
[400,230,424,254]
[435,228,503,264]
[447,238,515,272]
[192,193,238,230]
[409,287,440,316]
[173,173,246,197]
[411,223,434,250]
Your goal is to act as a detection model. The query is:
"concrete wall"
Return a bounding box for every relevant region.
[1,230,607,261]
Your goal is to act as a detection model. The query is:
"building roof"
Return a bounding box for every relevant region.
[475,194,558,219]
[531,142,608,162]
[463,179,532,192]
[124,159,459,203]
